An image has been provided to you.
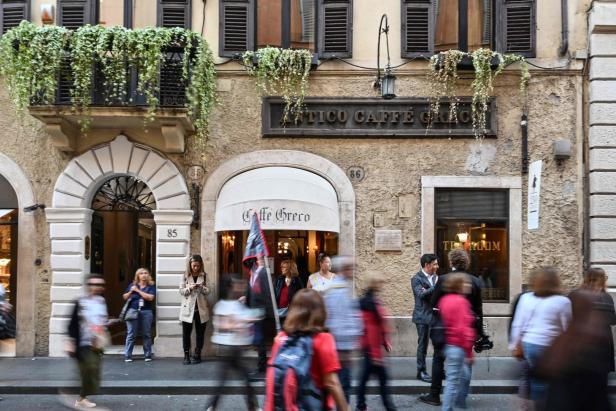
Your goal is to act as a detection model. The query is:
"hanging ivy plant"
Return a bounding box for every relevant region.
[243,47,312,124]
[0,22,216,139]
[427,48,530,138]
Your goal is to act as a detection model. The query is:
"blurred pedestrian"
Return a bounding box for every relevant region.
[539,267,616,411]
[179,254,210,365]
[265,288,348,411]
[356,272,397,411]
[439,273,476,411]
[66,274,110,410]
[122,267,155,362]
[509,285,532,407]
[207,274,263,411]
[411,253,439,383]
[308,253,336,292]
[509,267,571,409]
[322,255,362,403]
[420,249,484,407]
[274,260,303,323]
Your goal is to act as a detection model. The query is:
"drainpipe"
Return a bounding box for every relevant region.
[559,0,569,56]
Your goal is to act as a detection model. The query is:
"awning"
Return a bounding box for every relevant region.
[215,167,340,232]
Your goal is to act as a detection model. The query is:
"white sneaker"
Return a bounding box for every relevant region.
[125,358,133,362]
[75,398,97,408]
[144,357,152,362]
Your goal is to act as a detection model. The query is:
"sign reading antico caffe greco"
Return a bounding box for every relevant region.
[262,97,497,138]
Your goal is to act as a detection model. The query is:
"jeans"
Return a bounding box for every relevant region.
[207,345,258,411]
[356,352,397,411]
[442,345,471,411]
[124,309,154,359]
[416,323,430,373]
[337,350,354,404]
[182,310,206,353]
[522,342,548,404]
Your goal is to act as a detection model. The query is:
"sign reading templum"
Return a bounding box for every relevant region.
[262,97,497,138]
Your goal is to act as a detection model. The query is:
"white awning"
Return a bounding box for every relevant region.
[215,167,340,232]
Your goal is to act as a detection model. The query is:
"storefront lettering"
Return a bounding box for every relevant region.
[242,207,311,224]
[442,241,501,251]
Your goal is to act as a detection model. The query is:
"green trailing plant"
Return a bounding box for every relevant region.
[0,22,216,139]
[243,47,312,124]
[427,48,530,138]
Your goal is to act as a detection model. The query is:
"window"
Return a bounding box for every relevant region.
[57,0,98,29]
[435,189,509,302]
[220,0,352,58]
[158,0,191,29]
[401,0,535,58]
[1,0,29,35]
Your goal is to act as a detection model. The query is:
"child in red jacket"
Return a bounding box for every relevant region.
[356,273,397,411]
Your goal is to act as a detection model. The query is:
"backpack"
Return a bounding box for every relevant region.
[272,334,324,411]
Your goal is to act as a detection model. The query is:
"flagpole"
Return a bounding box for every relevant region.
[262,257,281,333]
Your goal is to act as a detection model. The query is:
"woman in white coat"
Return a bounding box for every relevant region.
[179,254,210,365]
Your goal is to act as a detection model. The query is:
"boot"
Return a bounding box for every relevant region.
[183,351,191,365]
[192,350,202,364]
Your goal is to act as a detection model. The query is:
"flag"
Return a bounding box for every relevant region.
[242,212,269,293]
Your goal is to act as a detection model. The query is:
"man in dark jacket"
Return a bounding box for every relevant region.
[411,253,439,383]
[419,249,484,407]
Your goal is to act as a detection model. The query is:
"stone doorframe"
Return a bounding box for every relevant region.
[0,152,37,356]
[46,135,192,356]
[201,150,356,296]
[421,176,522,315]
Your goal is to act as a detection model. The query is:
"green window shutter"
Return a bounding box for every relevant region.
[158,0,191,29]
[219,0,254,58]
[496,0,536,57]
[1,0,29,35]
[401,0,434,58]
[318,0,353,59]
[58,0,97,29]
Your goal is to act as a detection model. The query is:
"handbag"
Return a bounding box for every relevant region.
[512,297,542,360]
[119,299,140,322]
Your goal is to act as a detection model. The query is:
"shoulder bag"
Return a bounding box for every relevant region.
[119,298,139,322]
[513,297,542,360]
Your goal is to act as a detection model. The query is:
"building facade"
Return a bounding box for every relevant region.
[0,0,592,357]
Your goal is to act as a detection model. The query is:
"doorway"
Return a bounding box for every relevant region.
[90,176,157,345]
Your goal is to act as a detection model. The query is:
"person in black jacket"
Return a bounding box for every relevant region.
[419,249,484,407]
[411,253,439,383]
[274,260,304,323]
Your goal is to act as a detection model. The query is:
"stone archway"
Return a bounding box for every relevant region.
[0,152,37,356]
[46,135,192,356]
[200,150,356,296]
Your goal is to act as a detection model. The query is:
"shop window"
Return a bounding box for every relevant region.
[0,209,17,308]
[1,0,29,35]
[402,0,535,58]
[220,0,352,58]
[435,189,509,302]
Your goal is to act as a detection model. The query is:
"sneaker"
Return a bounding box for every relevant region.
[144,357,152,362]
[125,358,133,362]
[418,394,441,406]
[75,398,97,408]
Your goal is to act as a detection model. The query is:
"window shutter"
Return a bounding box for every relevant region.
[58,0,97,29]
[401,0,434,58]
[1,0,29,35]
[318,0,352,59]
[219,0,254,58]
[496,0,535,57]
[158,0,191,29]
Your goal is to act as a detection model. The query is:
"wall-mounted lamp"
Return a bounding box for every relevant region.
[187,165,205,229]
[456,232,469,243]
[553,139,572,166]
[374,14,396,99]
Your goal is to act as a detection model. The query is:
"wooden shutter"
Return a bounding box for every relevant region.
[496,0,535,57]
[58,0,97,29]
[158,0,191,29]
[1,0,29,35]
[401,0,434,58]
[318,0,352,59]
[219,0,254,57]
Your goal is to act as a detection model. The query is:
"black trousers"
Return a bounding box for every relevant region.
[182,310,206,353]
[429,344,445,397]
[207,345,258,411]
[356,352,397,411]
[416,323,430,373]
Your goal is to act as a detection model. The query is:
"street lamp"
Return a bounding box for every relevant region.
[374,14,396,99]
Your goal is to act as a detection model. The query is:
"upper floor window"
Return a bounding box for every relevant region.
[402,0,535,58]
[1,0,29,34]
[220,0,353,59]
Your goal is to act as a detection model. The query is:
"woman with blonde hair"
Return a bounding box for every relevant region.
[179,254,210,365]
[274,260,304,322]
[122,267,155,362]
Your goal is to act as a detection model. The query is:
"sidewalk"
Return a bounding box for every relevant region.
[1,356,614,395]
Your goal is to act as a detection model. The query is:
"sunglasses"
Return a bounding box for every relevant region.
[87,282,105,287]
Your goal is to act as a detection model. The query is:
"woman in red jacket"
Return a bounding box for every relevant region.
[438,273,476,410]
[356,272,397,411]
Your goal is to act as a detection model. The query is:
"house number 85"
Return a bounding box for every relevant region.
[167,228,178,238]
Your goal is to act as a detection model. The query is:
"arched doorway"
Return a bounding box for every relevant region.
[47,135,192,357]
[0,175,18,356]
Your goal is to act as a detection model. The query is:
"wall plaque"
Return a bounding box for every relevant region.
[375,229,403,251]
[262,97,497,138]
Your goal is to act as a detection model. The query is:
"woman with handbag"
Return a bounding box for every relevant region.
[509,267,572,408]
[122,267,156,362]
[179,254,210,365]
[273,260,304,323]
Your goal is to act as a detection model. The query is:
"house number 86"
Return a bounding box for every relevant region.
[348,166,365,182]
[167,228,178,238]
